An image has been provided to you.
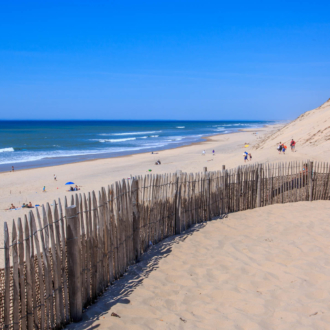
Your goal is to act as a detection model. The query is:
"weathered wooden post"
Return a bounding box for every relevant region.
[66,205,82,322]
[256,164,261,207]
[309,161,313,201]
[206,171,211,220]
[132,178,141,261]
[175,174,182,235]
[222,165,225,170]
[203,167,207,172]
[176,170,182,176]
[4,222,10,329]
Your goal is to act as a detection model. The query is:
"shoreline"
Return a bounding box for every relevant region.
[0,125,272,173]
[1,119,330,266]
[0,123,280,224]
[0,123,281,267]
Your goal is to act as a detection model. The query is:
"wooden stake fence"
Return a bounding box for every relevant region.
[0,160,329,329]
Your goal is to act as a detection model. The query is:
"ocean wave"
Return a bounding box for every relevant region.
[0,144,163,165]
[150,135,159,138]
[100,131,162,136]
[176,126,185,129]
[140,136,148,139]
[92,138,136,143]
[0,147,14,153]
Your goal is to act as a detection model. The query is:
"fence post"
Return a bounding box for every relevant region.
[256,164,261,207]
[4,222,10,329]
[206,171,211,220]
[203,167,207,172]
[309,161,313,201]
[66,205,82,322]
[175,174,182,234]
[132,178,140,262]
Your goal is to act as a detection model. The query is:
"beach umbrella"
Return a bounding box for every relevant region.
[65,182,74,185]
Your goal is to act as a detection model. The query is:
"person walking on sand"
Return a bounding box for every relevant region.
[202,150,205,156]
[43,186,46,192]
[212,150,215,156]
[11,166,14,172]
[290,139,296,152]
[249,153,252,161]
[277,142,282,154]
[282,144,287,155]
[54,174,57,181]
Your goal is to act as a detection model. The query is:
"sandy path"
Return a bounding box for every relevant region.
[67,201,330,330]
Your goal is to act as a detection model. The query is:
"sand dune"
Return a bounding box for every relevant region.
[254,98,330,156]
[67,201,330,330]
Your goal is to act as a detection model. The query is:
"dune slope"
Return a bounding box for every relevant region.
[254,98,330,154]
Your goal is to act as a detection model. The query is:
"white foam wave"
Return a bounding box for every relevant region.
[140,136,148,139]
[92,138,136,143]
[176,126,185,129]
[150,135,159,138]
[0,144,165,165]
[167,136,184,142]
[100,131,162,136]
[0,147,14,153]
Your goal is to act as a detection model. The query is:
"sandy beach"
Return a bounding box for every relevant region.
[1,99,330,329]
[66,201,330,330]
[3,119,328,227]
[1,102,330,263]
[0,125,282,228]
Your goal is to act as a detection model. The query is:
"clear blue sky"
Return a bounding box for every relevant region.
[1,1,329,120]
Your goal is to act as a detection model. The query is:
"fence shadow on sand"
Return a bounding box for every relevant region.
[67,222,208,329]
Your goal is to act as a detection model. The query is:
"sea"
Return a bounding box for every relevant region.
[0,120,273,171]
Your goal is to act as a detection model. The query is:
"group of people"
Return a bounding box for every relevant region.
[277,139,296,154]
[243,151,252,163]
[8,201,34,210]
[69,185,80,191]
[22,202,34,208]
[155,160,161,165]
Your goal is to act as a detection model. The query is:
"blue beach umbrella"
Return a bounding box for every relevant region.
[65,182,74,185]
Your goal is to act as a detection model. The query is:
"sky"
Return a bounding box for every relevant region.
[0,1,330,120]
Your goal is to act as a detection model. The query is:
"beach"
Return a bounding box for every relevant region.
[1,100,330,329]
[1,118,329,266]
[67,201,330,330]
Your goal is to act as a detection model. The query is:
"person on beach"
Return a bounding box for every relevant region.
[277,142,282,154]
[212,150,215,156]
[290,139,296,152]
[243,152,248,163]
[282,145,286,154]
[249,153,252,161]
[202,150,205,156]
[9,204,16,209]
[43,186,46,192]
[12,166,14,172]
[28,202,33,208]
[54,174,57,181]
